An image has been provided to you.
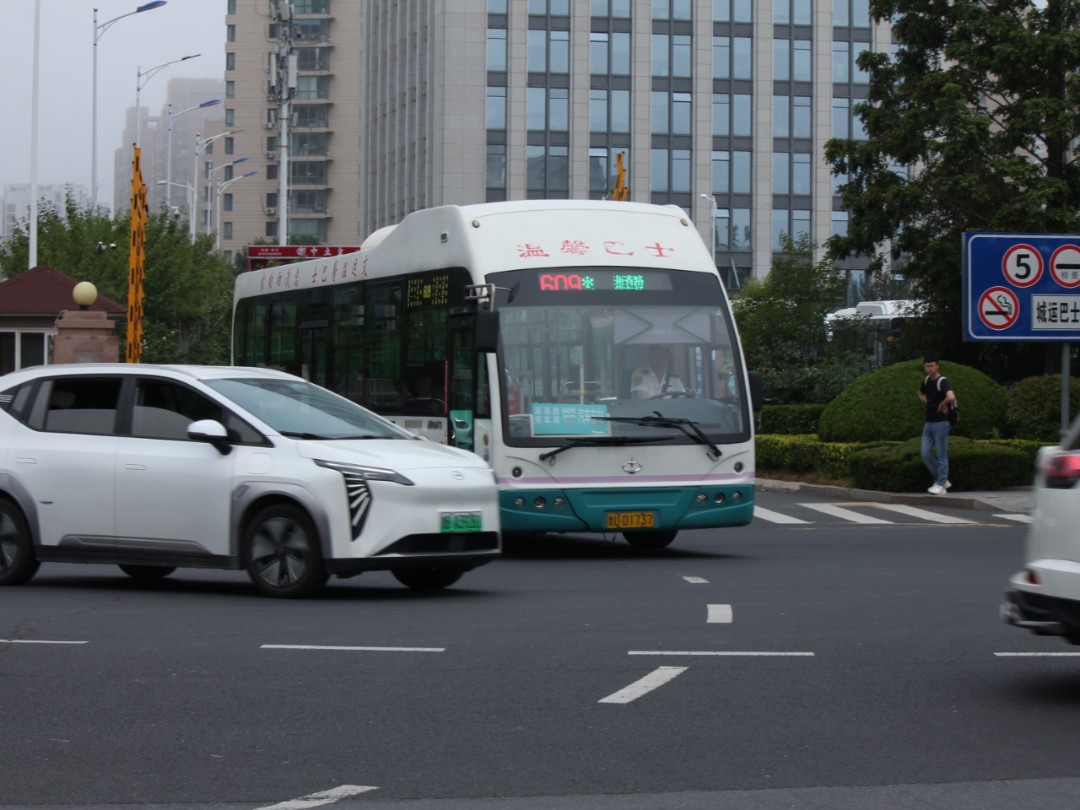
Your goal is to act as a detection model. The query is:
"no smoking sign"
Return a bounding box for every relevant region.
[978,286,1019,331]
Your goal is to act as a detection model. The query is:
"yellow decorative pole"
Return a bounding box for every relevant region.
[126,144,147,363]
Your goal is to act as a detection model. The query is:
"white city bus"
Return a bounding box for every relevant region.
[232,201,760,548]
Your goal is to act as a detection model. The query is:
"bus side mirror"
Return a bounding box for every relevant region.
[475,308,500,353]
[747,370,765,413]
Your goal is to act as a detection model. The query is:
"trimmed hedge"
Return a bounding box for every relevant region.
[757,434,1043,492]
[817,359,1006,442]
[1005,374,1080,442]
[760,403,826,435]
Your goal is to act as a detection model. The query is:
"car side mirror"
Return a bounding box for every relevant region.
[187,419,233,455]
[474,308,500,353]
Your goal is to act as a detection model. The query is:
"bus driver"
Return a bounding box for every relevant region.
[631,346,687,399]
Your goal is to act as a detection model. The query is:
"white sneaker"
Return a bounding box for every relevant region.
[945,480,952,490]
[928,484,946,495]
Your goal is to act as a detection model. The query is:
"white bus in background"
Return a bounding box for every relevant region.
[825,299,919,368]
[232,200,762,549]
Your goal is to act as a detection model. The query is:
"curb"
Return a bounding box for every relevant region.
[756,478,1032,513]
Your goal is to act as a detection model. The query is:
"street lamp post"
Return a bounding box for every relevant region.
[206,157,250,236]
[156,180,195,242]
[93,1,167,209]
[216,171,258,251]
[135,53,200,145]
[166,98,220,209]
[193,130,242,238]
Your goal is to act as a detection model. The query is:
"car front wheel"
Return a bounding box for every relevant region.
[244,504,328,598]
[0,499,40,586]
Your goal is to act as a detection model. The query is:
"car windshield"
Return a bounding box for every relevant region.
[206,377,415,440]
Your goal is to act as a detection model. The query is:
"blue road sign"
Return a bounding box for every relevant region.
[963,232,1080,342]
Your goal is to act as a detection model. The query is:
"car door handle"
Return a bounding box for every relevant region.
[124,463,147,471]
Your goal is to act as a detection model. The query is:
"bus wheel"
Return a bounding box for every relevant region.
[244,504,328,598]
[623,530,677,549]
[0,499,39,586]
[119,565,176,580]
[393,567,465,591]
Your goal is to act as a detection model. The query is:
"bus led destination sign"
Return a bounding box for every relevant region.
[537,269,673,293]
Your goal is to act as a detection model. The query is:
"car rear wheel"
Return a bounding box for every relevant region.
[0,499,40,586]
[392,566,465,590]
[244,504,328,598]
[623,530,677,549]
[118,565,176,580]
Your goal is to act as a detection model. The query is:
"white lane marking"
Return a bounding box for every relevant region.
[256,784,379,809]
[995,514,1033,523]
[0,639,87,644]
[599,666,687,704]
[869,503,975,524]
[629,650,814,657]
[261,645,444,653]
[707,604,733,623]
[753,507,810,524]
[995,652,1080,657]
[799,503,893,524]
[682,575,709,584]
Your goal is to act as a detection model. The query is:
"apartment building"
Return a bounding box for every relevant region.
[220,0,886,291]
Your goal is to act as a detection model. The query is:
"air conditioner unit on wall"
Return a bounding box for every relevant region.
[265,207,277,216]
[265,151,276,160]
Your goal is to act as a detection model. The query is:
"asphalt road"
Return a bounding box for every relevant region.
[2,489,1078,810]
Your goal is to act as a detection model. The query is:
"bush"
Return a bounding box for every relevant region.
[756,434,854,481]
[817,358,1006,442]
[845,437,1035,492]
[1005,375,1080,441]
[760,404,826,435]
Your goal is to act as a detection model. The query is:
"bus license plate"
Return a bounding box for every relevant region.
[606,511,656,530]
[441,512,482,533]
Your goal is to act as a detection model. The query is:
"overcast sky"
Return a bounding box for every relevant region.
[2,0,226,200]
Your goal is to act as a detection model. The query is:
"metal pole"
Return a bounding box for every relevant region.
[165,104,174,209]
[1063,343,1071,438]
[91,8,99,210]
[29,0,41,268]
[191,133,200,242]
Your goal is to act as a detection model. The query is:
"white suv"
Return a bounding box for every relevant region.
[1002,418,1080,641]
[0,365,500,598]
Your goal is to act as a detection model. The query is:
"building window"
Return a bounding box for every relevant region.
[833,41,850,83]
[712,0,752,21]
[650,148,691,193]
[225,108,234,127]
[225,52,235,71]
[771,209,811,250]
[713,36,752,81]
[832,210,849,238]
[832,97,850,138]
[526,145,569,196]
[528,0,570,13]
[226,24,235,42]
[590,31,631,76]
[225,81,234,99]
[652,0,692,20]
[528,30,569,74]
[487,144,507,191]
[590,0,631,17]
[487,86,507,130]
[224,222,233,241]
[834,0,871,27]
[224,137,234,156]
[773,0,811,25]
[526,88,568,131]
[652,34,692,78]
[487,29,507,72]
[711,150,751,195]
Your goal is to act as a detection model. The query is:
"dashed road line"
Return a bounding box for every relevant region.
[753,507,810,524]
[707,604,733,623]
[0,639,87,645]
[799,503,892,524]
[682,575,709,584]
[868,503,976,524]
[261,645,444,653]
[255,784,379,809]
[995,652,1080,657]
[996,514,1032,523]
[599,666,687,704]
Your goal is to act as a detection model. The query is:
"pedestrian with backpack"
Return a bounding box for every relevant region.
[918,353,957,495]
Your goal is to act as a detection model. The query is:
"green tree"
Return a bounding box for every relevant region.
[0,193,235,364]
[733,233,868,403]
[824,0,1080,377]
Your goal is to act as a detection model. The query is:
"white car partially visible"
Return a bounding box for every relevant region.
[1002,419,1080,641]
[0,364,500,598]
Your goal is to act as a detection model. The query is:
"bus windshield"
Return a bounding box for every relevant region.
[492,267,749,447]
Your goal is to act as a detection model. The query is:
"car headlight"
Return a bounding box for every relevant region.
[315,459,415,486]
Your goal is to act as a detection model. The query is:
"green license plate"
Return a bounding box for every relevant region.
[606,511,656,529]
[441,512,482,533]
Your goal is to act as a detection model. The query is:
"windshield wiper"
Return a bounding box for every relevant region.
[278,431,388,441]
[591,412,722,461]
[538,434,674,464]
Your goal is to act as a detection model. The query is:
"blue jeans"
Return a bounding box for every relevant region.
[921,420,950,485]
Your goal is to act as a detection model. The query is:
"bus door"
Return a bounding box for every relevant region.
[299,321,328,387]
[446,312,484,455]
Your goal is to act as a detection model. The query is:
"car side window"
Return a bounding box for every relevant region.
[28,377,122,435]
[133,378,263,444]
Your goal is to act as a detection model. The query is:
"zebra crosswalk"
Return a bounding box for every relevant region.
[753,502,1030,526]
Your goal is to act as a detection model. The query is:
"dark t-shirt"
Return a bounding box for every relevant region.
[921,374,952,423]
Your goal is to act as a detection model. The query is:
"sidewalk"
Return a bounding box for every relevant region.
[756,478,1034,514]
